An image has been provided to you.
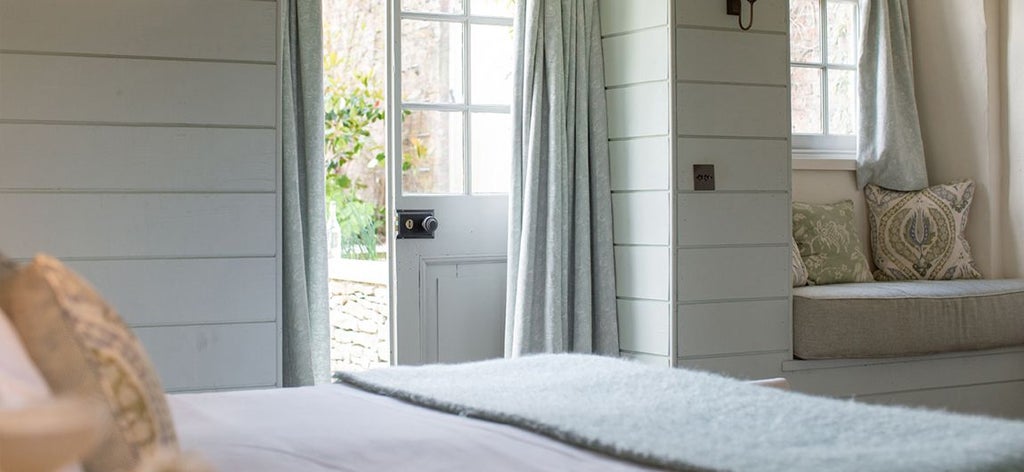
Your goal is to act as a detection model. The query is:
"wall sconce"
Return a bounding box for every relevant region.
[726,0,758,31]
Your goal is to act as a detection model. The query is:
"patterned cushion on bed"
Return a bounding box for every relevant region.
[0,254,177,472]
[865,180,982,281]
[792,200,874,285]
[791,237,809,287]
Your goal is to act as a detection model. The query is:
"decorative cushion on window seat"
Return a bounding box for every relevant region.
[792,200,874,285]
[793,279,1024,359]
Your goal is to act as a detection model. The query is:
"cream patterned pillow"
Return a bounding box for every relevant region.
[0,255,178,472]
[865,180,982,280]
[792,200,874,285]
[791,237,809,287]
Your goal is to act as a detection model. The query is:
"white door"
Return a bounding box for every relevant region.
[386,0,515,365]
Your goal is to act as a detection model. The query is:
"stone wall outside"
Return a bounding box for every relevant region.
[329,259,389,372]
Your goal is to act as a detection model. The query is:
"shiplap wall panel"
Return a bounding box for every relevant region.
[676,29,788,85]
[675,0,788,33]
[0,194,276,259]
[0,124,276,191]
[137,323,278,392]
[677,83,789,137]
[610,137,671,191]
[619,299,671,356]
[612,192,671,245]
[677,193,790,246]
[603,28,669,87]
[678,352,790,380]
[615,246,671,301]
[678,138,789,192]
[607,82,670,138]
[66,258,277,327]
[599,0,668,35]
[0,54,276,126]
[677,246,789,301]
[622,352,673,367]
[0,0,276,62]
[677,300,790,357]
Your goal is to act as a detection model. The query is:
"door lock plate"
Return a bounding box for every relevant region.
[396,209,439,239]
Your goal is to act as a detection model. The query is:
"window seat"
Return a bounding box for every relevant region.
[793,279,1024,359]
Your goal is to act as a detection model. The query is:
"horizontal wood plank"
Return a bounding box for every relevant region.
[675,0,788,33]
[677,246,790,301]
[610,136,671,191]
[677,299,790,357]
[677,83,789,138]
[603,28,669,86]
[677,193,790,246]
[615,246,671,301]
[618,299,671,356]
[607,82,670,138]
[612,192,671,245]
[678,138,790,192]
[676,28,788,85]
[600,0,668,35]
[678,351,789,380]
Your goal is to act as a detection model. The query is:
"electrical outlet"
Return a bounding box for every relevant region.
[693,164,715,191]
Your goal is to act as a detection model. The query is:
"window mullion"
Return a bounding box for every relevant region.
[463,19,472,195]
[819,0,830,136]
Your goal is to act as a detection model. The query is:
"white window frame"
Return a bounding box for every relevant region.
[394,3,514,195]
[791,0,859,157]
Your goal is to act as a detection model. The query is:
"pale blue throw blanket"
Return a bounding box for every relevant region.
[337,354,1024,471]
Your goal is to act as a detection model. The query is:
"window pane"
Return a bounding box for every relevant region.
[401,20,464,104]
[471,113,511,194]
[402,110,464,194]
[828,69,856,135]
[827,1,857,65]
[470,25,514,105]
[401,0,464,14]
[791,67,823,134]
[790,0,821,63]
[471,0,515,17]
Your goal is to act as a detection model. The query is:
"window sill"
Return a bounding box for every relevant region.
[792,153,857,171]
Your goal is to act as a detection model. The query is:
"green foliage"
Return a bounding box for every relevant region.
[325,173,382,260]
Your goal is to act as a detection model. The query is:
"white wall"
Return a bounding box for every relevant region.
[1003,0,1024,276]
[0,0,281,392]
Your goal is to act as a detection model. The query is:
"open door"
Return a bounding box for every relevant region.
[386,0,515,365]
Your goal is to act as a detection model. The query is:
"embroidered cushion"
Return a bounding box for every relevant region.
[792,200,874,285]
[865,180,982,281]
[0,255,177,472]
[791,237,809,287]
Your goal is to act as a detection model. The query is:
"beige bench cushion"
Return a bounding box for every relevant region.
[793,279,1024,359]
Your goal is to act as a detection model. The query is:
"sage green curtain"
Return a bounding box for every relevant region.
[857,0,928,190]
[505,0,619,357]
[281,0,330,386]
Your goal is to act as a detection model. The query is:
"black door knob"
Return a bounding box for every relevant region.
[421,215,439,233]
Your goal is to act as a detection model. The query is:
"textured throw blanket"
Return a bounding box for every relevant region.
[336,354,1024,471]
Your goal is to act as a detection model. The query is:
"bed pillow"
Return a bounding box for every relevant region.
[0,254,178,472]
[865,180,982,281]
[791,237,809,287]
[792,200,874,285]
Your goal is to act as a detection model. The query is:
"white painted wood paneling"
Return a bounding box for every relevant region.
[677,83,789,137]
[137,323,278,392]
[0,194,276,259]
[0,125,275,191]
[618,299,671,356]
[858,381,1024,419]
[677,246,789,301]
[600,0,668,35]
[678,138,789,192]
[0,54,276,126]
[676,29,788,85]
[435,264,506,364]
[675,0,788,33]
[612,192,671,245]
[677,192,790,246]
[622,351,672,367]
[65,258,277,327]
[679,351,788,380]
[677,299,790,357]
[607,82,670,138]
[615,246,671,301]
[603,28,669,87]
[0,0,276,62]
[610,137,671,191]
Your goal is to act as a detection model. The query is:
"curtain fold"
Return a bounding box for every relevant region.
[505,0,618,357]
[857,0,928,190]
[281,0,330,386]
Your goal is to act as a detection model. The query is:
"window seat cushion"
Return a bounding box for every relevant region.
[793,279,1024,359]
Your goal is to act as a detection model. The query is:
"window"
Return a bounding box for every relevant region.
[790,0,859,154]
[398,0,515,194]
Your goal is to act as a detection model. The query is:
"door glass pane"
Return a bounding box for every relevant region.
[470,113,511,194]
[790,0,821,63]
[402,110,464,194]
[791,67,823,134]
[401,20,464,104]
[470,25,514,105]
[828,69,856,135]
[827,1,857,65]
[401,0,464,14]
[471,0,515,17]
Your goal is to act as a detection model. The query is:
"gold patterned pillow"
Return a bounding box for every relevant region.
[0,255,178,472]
[865,181,982,280]
[792,200,874,285]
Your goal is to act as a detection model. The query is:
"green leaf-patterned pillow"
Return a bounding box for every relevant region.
[865,180,982,281]
[792,200,874,285]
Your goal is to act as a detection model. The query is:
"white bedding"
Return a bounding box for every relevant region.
[169,385,658,472]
